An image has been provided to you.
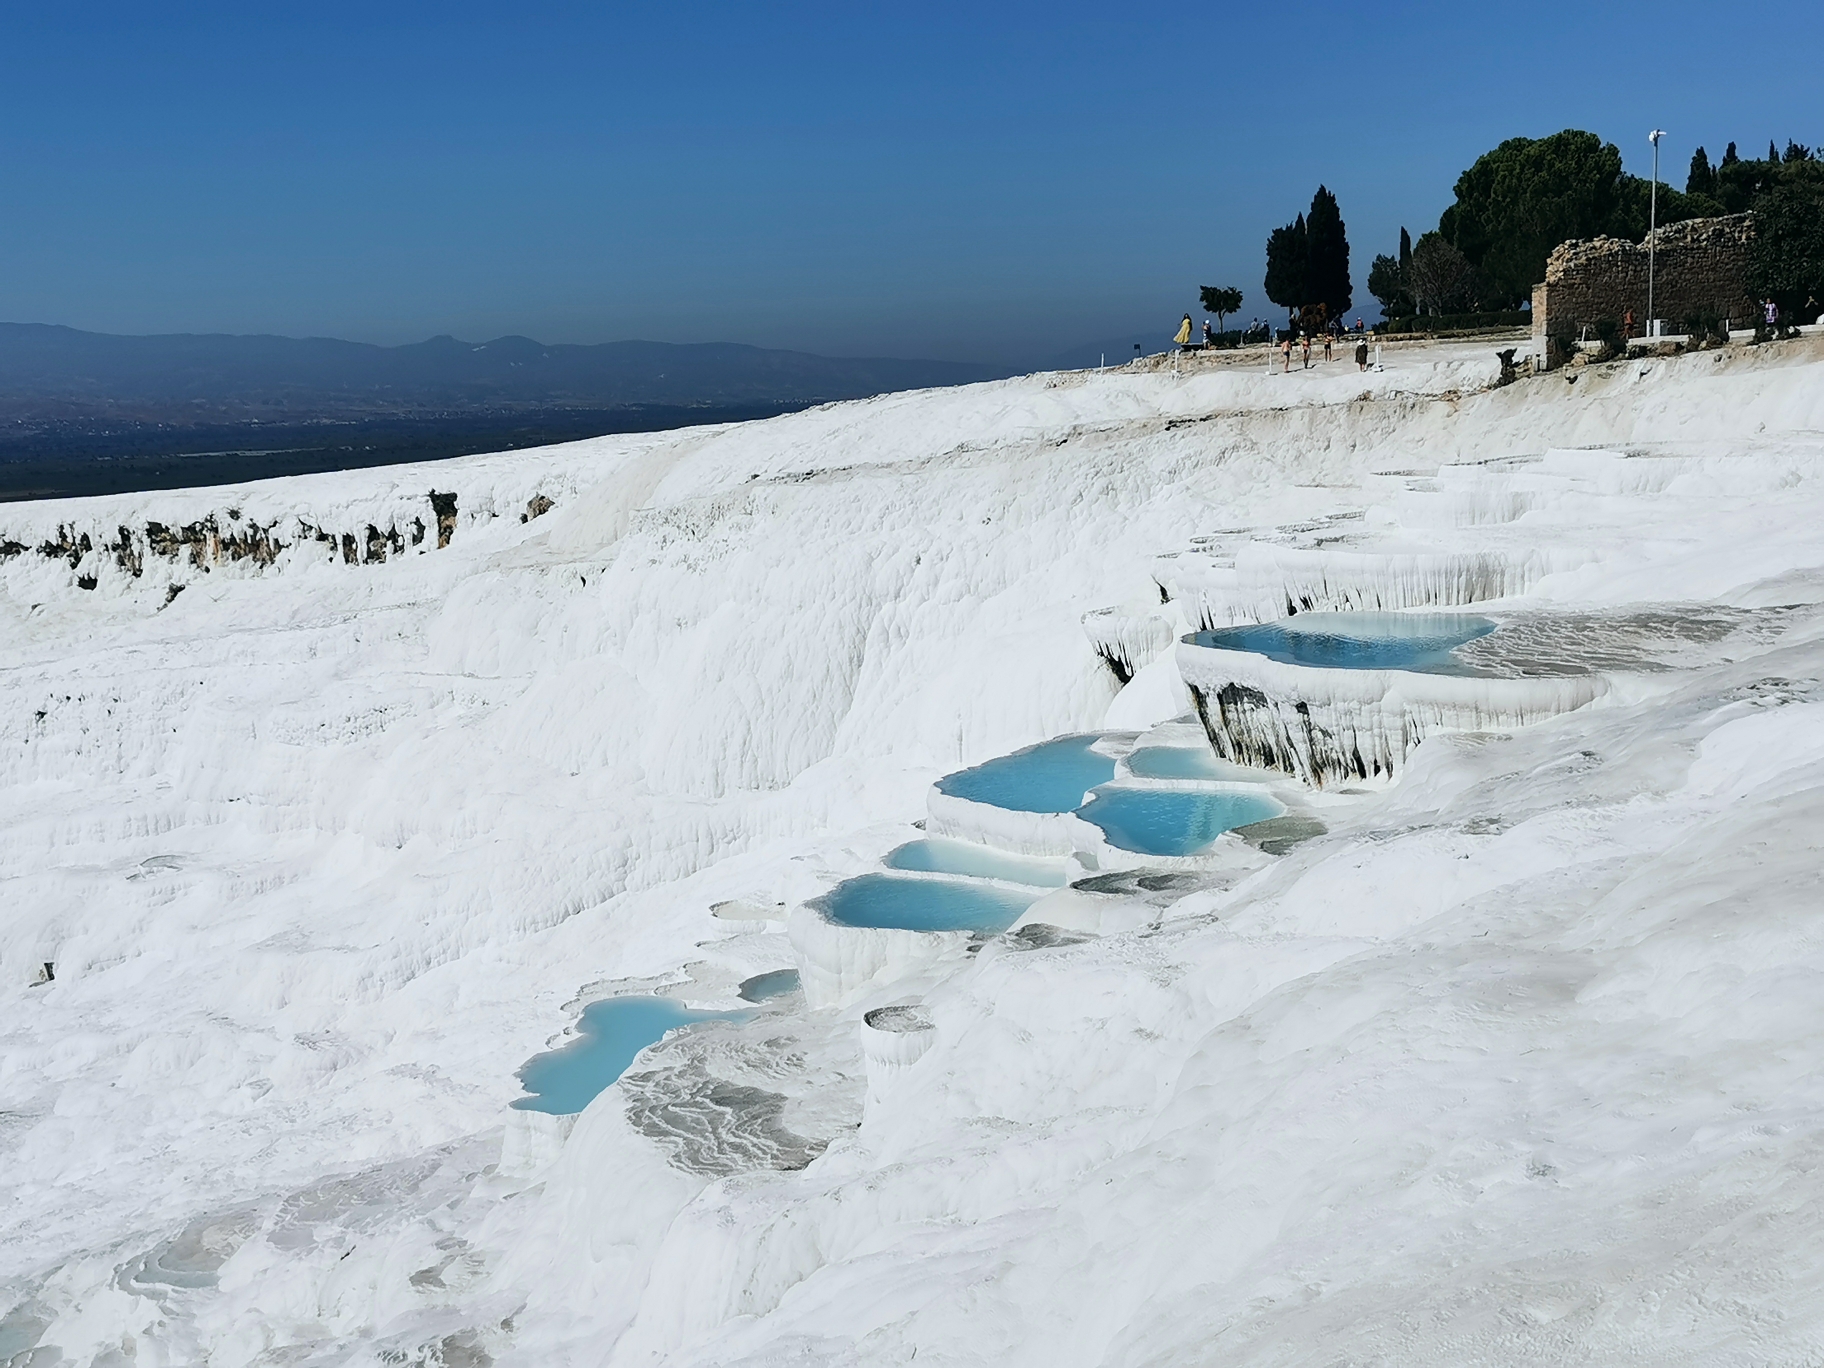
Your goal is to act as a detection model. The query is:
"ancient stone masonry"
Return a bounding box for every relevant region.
[1533,213,1757,359]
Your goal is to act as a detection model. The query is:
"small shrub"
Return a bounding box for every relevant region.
[1682,310,1728,347]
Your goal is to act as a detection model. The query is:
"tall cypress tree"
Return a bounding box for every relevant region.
[1399,226,1413,275]
[1304,185,1352,320]
[1264,189,1354,321]
[1264,214,1309,315]
[1686,146,1715,197]
[1721,142,1739,168]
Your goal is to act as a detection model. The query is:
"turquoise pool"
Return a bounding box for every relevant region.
[935,735,1116,813]
[1078,787,1284,857]
[813,872,1043,934]
[1125,747,1233,781]
[884,837,1070,887]
[1190,612,1497,674]
[737,968,801,1002]
[511,996,749,1116]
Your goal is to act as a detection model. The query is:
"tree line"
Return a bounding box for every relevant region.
[1203,129,1824,337]
[1365,130,1824,322]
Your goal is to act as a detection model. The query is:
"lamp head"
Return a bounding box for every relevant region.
[1649,129,1666,145]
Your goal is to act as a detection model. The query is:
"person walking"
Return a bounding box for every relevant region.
[1624,307,1635,339]
[1281,334,1293,373]
[1355,338,1369,372]
[1174,314,1193,348]
[1301,332,1312,369]
[1323,328,1333,362]
[1202,320,1215,348]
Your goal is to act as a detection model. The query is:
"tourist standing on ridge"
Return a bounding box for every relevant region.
[1355,338,1369,372]
[1202,320,1215,348]
[1175,314,1193,347]
[1281,334,1293,373]
[1301,333,1312,369]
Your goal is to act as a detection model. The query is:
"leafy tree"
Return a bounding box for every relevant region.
[1748,178,1824,320]
[1407,233,1480,314]
[1262,187,1353,321]
[1611,178,1718,238]
[1367,251,1413,317]
[1305,185,1352,319]
[1714,142,1820,213]
[1436,130,1633,307]
[1199,285,1244,335]
[1264,214,1308,315]
[1435,128,1734,305]
[1686,146,1715,197]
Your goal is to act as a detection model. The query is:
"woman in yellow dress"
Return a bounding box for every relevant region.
[1173,314,1193,347]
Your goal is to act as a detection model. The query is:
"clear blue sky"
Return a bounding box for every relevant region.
[2,1,1819,366]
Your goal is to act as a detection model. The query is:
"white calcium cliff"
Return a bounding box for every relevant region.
[1176,636,1608,785]
[5,337,1824,1368]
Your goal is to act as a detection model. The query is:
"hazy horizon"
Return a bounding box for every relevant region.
[3,3,1819,366]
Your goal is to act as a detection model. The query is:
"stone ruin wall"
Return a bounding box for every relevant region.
[1532,213,1757,349]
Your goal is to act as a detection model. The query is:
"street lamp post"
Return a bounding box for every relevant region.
[1648,129,1666,337]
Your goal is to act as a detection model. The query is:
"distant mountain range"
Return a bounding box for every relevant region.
[1040,331,1180,372]
[0,323,1009,419]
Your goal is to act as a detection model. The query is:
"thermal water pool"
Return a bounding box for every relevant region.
[935,734,1117,813]
[1078,787,1285,857]
[737,968,802,1002]
[1190,612,1497,674]
[812,872,1043,934]
[512,996,750,1115]
[1125,747,1235,781]
[884,837,1070,886]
